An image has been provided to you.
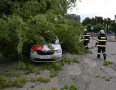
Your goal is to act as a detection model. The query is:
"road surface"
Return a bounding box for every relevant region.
[3,39,116,90]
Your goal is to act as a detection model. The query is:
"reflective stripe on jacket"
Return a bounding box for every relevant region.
[83,32,90,41]
[96,34,107,47]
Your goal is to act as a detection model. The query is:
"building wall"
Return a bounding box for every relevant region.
[69,14,81,22]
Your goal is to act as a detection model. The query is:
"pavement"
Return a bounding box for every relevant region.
[2,37,116,90]
[61,37,116,90]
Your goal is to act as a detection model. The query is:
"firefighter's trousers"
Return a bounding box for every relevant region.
[97,46,106,60]
[83,40,88,49]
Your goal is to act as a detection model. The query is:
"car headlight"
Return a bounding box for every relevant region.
[31,50,37,54]
[55,49,61,53]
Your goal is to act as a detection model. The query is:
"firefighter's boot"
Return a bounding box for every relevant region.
[103,54,106,60]
[97,54,100,58]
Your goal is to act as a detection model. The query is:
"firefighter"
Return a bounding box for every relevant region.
[95,30,107,60]
[82,29,90,49]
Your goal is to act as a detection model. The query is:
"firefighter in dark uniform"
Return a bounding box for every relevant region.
[95,30,107,60]
[82,29,90,49]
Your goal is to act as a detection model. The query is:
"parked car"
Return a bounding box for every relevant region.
[30,36,62,62]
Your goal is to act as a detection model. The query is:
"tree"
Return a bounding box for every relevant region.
[82,16,113,27]
[109,22,116,38]
[91,17,96,25]
[109,22,116,32]
[93,24,105,33]
[86,24,92,32]
[0,0,13,17]
[0,0,85,60]
[95,16,103,25]
[82,17,91,26]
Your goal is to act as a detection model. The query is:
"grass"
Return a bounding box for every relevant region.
[102,76,106,79]
[12,61,34,74]
[31,77,50,83]
[95,74,100,78]
[0,56,81,89]
[38,57,80,77]
[111,54,115,55]
[0,74,50,89]
[85,49,92,54]
[105,78,111,81]
[12,57,78,80]
[0,75,28,88]
[50,70,58,78]
[31,85,35,88]
[100,68,103,70]
[95,74,112,81]
[103,60,113,66]
[61,84,80,90]
[34,68,40,74]
[37,84,80,90]
[0,72,21,77]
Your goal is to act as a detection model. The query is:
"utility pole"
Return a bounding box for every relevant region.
[115,15,116,23]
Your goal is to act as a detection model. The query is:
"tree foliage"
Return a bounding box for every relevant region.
[86,23,105,33]
[86,24,92,32]
[109,21,116,33]
[0,0,85,60]
[82,16,113,27]
[55,20,85,54]
[93,24,105,33]
[82,17,92,26]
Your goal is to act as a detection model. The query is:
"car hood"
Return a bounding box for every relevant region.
[42,44,61,51]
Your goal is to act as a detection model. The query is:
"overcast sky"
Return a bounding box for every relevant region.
[67,0,116,22]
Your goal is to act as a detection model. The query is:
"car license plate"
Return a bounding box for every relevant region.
[40,56,50,59]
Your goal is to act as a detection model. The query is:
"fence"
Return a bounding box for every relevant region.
[90,33,116,41]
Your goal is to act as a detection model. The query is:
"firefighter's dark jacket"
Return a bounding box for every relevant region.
[82,31,90,41]
[95,34,107,47]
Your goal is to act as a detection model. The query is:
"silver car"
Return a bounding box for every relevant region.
[30,36,62,62]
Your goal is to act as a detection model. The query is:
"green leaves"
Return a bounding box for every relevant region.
[54,20,85,54]
[109,21,116,33]
[103,60,113,67]
[0,0,85,61]
[93,24,105,33]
